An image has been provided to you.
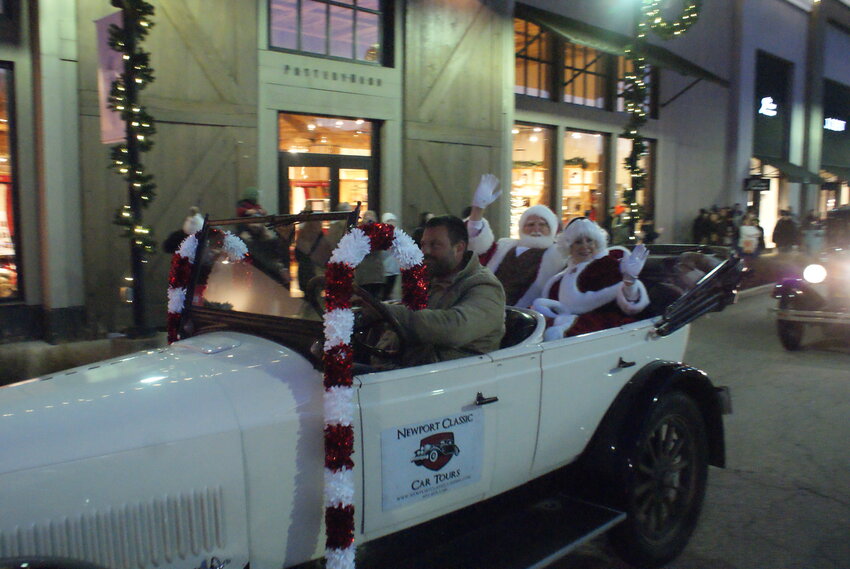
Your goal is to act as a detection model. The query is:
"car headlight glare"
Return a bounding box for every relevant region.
[803,263,827,284]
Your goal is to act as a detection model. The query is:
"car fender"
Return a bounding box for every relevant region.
[577,360,727,503]
[773,278,825,310]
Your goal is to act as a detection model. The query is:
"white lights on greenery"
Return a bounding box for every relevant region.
[824,117,846,132]
[759,97,778,117]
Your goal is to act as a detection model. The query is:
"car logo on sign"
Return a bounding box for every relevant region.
[411,432,460,471]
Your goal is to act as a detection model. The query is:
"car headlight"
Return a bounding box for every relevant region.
[803,263,827,284]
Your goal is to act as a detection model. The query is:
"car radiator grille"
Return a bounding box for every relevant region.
[0,487,225,569]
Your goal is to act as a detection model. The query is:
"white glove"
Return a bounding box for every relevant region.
[471,174,501,209]
[620,244,649,280]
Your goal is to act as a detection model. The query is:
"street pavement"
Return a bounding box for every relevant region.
[556,289,850,569]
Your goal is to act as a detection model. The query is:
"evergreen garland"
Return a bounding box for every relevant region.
[621,0,701,239]
[108,0,157,253]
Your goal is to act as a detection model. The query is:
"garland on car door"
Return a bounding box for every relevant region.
[322,223,427,569]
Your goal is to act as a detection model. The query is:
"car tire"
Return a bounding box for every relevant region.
[777,297,804,351]
[607,391,709,569]
[428,449,439,463]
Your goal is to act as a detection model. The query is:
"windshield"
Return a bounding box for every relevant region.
[188,210,357,323]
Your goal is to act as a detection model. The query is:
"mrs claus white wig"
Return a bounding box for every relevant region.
[557,217,609,260]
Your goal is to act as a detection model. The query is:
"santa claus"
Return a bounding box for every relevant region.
[532,217,650,340]
[466,174,568,307]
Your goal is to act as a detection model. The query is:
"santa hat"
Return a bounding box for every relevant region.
[519,205,558,236]
[557,217,608,257]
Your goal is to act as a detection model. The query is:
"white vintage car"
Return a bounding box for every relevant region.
[0,213,742,569]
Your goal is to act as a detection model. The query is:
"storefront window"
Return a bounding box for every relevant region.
[563,130,606,225]
[270,0,383,63]
[615,136,655,225]
[0,65,19,301]
[279,112,374,214]
[514,18,553,98]
[511,123,553,238]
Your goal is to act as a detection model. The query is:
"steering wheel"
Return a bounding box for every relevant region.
[351,284,409,362]
[304,276,409,362]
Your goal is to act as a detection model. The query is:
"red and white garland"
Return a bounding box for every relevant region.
[322,223,427,569]
[166,229,249,343]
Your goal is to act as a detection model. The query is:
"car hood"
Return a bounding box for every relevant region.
[0,332,316,475]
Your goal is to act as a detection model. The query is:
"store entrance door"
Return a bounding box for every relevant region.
[279,153,374,215]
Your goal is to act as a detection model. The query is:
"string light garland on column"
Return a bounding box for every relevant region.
[621,0,702,240]
[108,0,157,253]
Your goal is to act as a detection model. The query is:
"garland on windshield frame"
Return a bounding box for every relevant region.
[322,223,427,569]
[166,229,249,344]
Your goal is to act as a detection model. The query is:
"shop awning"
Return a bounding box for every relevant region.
[515,4,730,88]
[755,155,826,184]
[822,164,850,182]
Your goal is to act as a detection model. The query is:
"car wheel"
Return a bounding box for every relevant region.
[608,392,709,569]
[777,297,804,351]
[428,449,440,463]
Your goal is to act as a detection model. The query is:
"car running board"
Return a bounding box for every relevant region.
[353,491,625,569]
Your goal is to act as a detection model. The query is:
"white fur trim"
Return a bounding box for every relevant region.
[177,234,198,262]
[324,468,355,508]
[325,546,355,569]
[323,308,354,349]
[520,205,558,236]
[553,262,620,315]
[324,386,354,426]
[616,279,650,314]
[167,287,186,313]
[330,228,371,266]
[543,313,577,341]
[467,217,496,256]
[514,245,569,308]
[532,298,564,318]
[391,229,424,270]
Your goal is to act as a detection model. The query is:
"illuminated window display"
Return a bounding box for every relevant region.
[0,65,18,301]
[511,123,553,238]
[562,129,606,225]
[278,113,373,214]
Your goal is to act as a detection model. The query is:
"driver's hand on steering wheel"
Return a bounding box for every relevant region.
[351,293,383,326]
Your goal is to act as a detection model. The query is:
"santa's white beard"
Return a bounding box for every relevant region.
[518,233,555,249]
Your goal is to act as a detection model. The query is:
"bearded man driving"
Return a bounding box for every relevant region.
[382,215,505,366]
[465,174,569,307]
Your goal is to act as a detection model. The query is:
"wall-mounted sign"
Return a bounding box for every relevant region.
[824,118,846,132]
[745,177,771,192]
[823,80,850,167]
[753,52,791,159]
[758,97,778,117]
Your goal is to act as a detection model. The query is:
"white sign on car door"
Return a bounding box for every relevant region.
[381,408,484,510]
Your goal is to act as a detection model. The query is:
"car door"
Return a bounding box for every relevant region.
[532,321,689,475]
[357,350,538,539]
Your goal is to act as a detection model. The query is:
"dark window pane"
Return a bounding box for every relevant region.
[330,6,354,58]
[356,10,380,61]
[301,1,328,55]
[269,0,298,50]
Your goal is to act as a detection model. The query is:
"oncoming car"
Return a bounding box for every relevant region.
[773,206,850,350]
[0,212,742,569]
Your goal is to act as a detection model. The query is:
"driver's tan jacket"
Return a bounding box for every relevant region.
[385,252,506,366]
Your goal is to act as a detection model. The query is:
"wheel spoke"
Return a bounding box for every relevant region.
[666,433,685,459]
[668,459,690,472]
[634,480,653,498]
